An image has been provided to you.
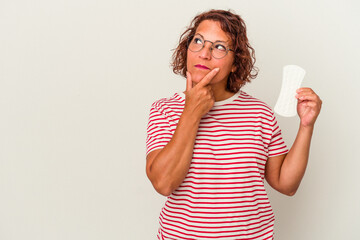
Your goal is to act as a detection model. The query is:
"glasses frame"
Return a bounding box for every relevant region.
[187,34,234,59]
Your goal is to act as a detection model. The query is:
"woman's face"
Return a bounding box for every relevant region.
[186,20,236,87]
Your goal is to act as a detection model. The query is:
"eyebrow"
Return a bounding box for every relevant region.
[195,33,229,43]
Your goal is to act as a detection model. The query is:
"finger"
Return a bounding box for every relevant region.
[186,71,192,91]
[297,97,319,106]
[296,94,319,102]
[209,88,215,99]
[197,68,220,87]
[205,85,214,97]
[296,93,320,102]
[296,87,314,93]
[305,101,319,108]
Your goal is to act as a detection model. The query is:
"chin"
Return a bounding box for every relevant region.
[192,75,203,83]
[190,72,207,83]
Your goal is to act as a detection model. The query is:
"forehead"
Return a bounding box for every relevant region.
[195,20,231,43]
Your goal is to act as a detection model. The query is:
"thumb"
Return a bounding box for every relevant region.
[186,71,193,91]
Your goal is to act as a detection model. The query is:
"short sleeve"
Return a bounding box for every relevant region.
[146,105,173,156]
[268,114,289,157]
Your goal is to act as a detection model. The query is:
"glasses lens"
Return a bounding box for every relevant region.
[188,35,203,52]
[212,42,228,59]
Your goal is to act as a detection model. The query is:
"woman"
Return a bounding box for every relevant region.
[146,9,322,240]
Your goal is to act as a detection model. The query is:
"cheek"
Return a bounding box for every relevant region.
[219,62,235,77]
[186,51,195,67]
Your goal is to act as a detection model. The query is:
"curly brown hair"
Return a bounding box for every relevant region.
[172,9,258,92]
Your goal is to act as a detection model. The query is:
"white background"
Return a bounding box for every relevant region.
[1,0,359,239]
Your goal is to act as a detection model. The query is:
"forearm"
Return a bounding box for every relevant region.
[279,125,314,194]
[148,109,200,196]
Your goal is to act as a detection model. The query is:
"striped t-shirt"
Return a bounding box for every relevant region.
[146,90,288,240]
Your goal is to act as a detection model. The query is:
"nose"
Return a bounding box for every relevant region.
[198,42,212,60]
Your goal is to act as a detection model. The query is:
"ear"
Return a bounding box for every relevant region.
[231,65,236,73]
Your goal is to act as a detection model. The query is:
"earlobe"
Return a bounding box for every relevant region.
[231,65,236,73]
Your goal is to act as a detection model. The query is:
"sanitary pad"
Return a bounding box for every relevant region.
[274,65,306,117]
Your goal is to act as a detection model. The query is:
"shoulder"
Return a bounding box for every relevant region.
[150,92,185,113]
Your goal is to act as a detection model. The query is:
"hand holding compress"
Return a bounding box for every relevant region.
[296,87,322,127]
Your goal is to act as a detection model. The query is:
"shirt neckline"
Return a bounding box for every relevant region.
[177,90,241,106]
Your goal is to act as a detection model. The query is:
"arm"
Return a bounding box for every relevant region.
[146,110,200,196]
[265,88,322,196]
[146,69,219,196]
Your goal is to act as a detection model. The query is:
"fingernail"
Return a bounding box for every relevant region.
[214,68,220,72]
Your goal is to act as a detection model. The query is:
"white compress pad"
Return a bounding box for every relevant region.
[274,65,306,117]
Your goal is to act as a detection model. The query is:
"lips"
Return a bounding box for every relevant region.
[195,64,210,70]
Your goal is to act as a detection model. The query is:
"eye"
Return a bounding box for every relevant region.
[214,43,227,51]
[193,37,203,45]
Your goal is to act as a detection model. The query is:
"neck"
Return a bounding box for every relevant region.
[210,81,235,102]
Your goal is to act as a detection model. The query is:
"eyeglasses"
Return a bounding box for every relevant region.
[188,34,234,59]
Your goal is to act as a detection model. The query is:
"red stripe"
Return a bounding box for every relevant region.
[161,208,273,224]
[165,202,271,214]
[161,213,274,230]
